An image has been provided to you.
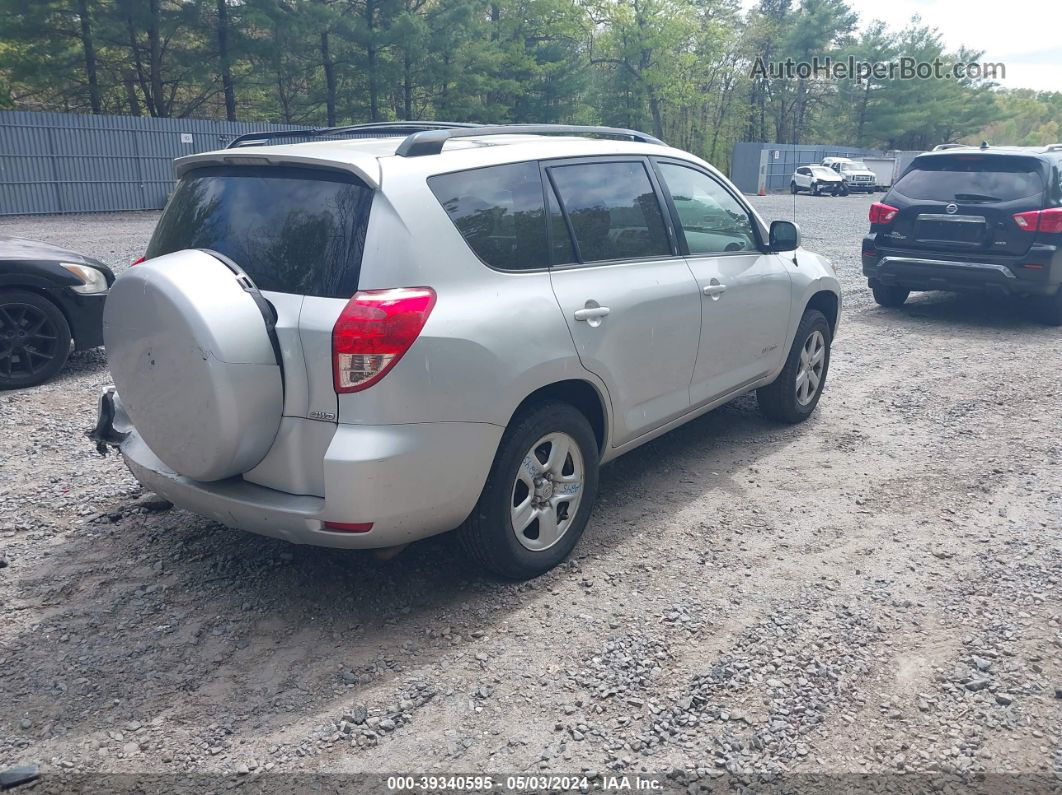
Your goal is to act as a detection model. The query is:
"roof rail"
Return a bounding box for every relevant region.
[394,124,665,157]
[227,121,480,149]
[931,143,970,151]
[1044,143,1062,152]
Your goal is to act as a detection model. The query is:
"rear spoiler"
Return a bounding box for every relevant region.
[173,150,381,189]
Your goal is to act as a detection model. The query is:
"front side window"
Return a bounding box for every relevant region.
[548,161,671,263]
[657,163,757,255]
[428,162,547,271]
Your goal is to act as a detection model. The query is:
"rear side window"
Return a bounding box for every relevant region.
[892,156,1045,203]
[548,161,671,263]
[428,162,548,270]
[147,166,372,298]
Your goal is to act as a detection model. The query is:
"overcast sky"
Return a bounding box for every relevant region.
[743,0,1062,92]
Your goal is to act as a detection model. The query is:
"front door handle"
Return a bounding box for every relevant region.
[574,306,611,322]
[703,283,727,297]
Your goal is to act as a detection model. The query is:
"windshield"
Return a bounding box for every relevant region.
[147,166,373,298]
[892,156,1045,203]
[843,162,868,171]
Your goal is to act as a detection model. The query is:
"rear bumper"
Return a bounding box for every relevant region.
[103,390,502,549]
[862,253,1060,296]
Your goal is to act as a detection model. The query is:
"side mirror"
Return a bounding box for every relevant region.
[768,220,801,252]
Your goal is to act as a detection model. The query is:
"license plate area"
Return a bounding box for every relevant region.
[915,214,985,246]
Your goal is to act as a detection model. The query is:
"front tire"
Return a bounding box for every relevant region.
[460,400,599,579]
[872,285,910,308]
[757,310,831,424]
[0,289,72,390]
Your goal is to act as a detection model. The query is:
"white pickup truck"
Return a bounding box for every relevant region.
[821,157,877,194]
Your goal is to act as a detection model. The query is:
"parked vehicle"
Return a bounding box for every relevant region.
[862,144,1062,324]
[861,156,898,192]
[1,236,113,389]
[92,122,842,579]
[821,157,877,193]
[790,166,844,196]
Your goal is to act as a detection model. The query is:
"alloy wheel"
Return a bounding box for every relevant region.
[795,329,826,406]
[511,432,585,552]
[0,302,61,381]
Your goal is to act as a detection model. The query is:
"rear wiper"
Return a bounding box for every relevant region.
[953,193,1001,202]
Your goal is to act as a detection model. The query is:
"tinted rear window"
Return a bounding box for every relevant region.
[892,156,1045,203]
[147,166,372,298]
[428,162,548,271]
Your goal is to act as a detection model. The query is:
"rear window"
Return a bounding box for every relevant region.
[147,166,372,298]
[428,162,548,271]
[892,156,1045,203]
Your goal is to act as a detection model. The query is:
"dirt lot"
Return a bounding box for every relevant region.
[1,194,1059,789]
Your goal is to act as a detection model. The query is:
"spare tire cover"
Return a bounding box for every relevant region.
[104,250,283,481]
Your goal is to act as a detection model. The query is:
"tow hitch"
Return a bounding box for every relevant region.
[87,387,128,456]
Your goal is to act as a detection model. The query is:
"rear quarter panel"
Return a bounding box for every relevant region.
[338,169,599,429]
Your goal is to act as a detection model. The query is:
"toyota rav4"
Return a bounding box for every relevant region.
[92,122,841,579]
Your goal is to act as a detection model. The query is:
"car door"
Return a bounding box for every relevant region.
[652,159,793,406]
[545,157,701,447]
[796,167,810,189]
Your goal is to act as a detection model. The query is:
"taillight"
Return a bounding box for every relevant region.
[132,256,146,266]
[1013,208,1062,234]
[332,287,436,394]
[869,202,899,225]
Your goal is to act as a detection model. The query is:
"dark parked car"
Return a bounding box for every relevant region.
[862,144,1062,324]
[0,236,113,389]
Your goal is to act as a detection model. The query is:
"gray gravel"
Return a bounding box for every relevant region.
[0,195,1059,786]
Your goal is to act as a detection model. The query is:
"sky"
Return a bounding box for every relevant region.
[742,0,1062,92]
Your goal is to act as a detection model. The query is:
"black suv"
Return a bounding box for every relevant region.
[862,144,1062,324]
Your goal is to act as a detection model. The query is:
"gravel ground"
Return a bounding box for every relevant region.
[1,195,1060,790]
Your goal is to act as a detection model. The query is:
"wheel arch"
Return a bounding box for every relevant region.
[0,283,74,338]
[804,289,839,336]
[508,379,609,455]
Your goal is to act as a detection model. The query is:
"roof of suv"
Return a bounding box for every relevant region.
[923,144,1062,161]
[174,132,715,188]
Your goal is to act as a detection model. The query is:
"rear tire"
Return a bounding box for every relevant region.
[459,400,599,580]
[0,289,72,390]
[757,310,831,425]
[1033,288,1062,326]
[872,285,910,308]
[790,182,798,194]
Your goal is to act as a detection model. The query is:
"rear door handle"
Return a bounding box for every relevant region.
[703,283,727,297]
[574,306,611,321]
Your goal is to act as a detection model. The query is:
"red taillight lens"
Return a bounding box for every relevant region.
[132,256,146,266]
[323,521,373,533]
[332,287,436,394]
[868,202,899,225]
[1013,208,1062,234]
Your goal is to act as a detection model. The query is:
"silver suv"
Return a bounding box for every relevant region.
[92,123,841,579]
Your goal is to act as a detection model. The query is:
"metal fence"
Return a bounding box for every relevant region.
[0,111,304,216]
[729,141,923,194]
